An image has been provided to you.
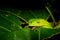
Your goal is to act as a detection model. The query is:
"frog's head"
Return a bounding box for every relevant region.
[29,19,52,28]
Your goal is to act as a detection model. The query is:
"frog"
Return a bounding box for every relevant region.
[29,19,52,29]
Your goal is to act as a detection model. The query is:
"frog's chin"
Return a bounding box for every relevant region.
[29,25,52,29]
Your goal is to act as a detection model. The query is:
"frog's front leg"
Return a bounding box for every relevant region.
[28,26,36,30]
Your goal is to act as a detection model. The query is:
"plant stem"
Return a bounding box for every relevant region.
[0,26,11,32]
[6,11,28,23]
[14,31,16,40]
[29,10,37,18]
[38,27,40,40]
[45,6,56,24]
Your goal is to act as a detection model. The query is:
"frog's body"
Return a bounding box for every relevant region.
[29,19,52,28]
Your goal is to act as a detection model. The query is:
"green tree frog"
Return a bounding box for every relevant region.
[29,19,52,29]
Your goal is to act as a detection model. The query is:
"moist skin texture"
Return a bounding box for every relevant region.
[29,19,52,28]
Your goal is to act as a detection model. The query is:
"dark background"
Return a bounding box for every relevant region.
[0,0,60,21]
[0,0,59,10]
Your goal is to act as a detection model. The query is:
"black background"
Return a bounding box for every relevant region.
[0,0,60,11]
[0,0,60,22]
[0,0,58,10]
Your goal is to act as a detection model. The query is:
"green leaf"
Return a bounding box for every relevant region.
[40,28,60,40]
[54,24,60,29]
[0,9,60,40]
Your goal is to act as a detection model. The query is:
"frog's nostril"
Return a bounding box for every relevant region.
[31,22,32,23]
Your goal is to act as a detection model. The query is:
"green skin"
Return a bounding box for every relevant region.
[29,19,52,29]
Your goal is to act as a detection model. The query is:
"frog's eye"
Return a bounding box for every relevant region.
[37,22,40,23]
